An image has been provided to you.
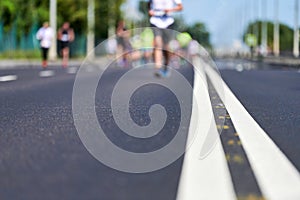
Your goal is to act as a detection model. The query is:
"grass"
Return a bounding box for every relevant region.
[0,50,41,60]
[0,50,86,60]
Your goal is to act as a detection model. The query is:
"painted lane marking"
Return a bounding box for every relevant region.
[205,65,300,200]
[66,67,78,74]
[236,64,244,72]
[39,70,55,78]
[223,129,264,199]
[176,57,236,200]
[208,78,263,198]
[0,75,18,82]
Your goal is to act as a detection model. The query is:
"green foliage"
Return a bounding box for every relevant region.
[186,23,211,48]
[0,49,40,59]
[35,1,49,24]
[95,0,109,39]
[0,0,126,39]
[279,24,293,51]
[0,0,17,31]
[244,21,293,51]
[137,0,150,27]
[138,0,148,15]
[57,0,87,33]
[172,16,187,32]
[0,0,48,33]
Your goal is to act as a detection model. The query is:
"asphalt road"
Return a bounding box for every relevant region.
[0,64,193,200]
[219,60,300,171]
[0,59,299,200]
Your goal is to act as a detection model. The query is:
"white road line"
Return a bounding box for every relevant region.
[0,75,18,82]
[66,67,78,74]
[236,64,244,72]
[39,70,55,78]
[176,57,236,200]
[85,65,96,72]
[205,64,300,200]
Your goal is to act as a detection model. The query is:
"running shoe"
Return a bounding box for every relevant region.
[154,68,170,78]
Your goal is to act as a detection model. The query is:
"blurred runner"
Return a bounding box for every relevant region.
[58,22,75,68]
[176,31,192,64]
[148,0,183,77]
[187,39,200,60]
[116,20,132,67]
[140,27,154,64]
[36,22,54,68]
[106,38,117,58]
[116,20,141,67]
[168,39,181,69]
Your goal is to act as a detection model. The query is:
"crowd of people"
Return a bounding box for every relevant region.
[36,21,74,69]
[108,27,197,70]
[107,0,200,77]
[36,0,199,77]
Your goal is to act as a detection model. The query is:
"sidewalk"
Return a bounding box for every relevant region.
[1,55,300,70]
[215,55,300,68]
[245,55,300,67]
[0,56,117,70]
[260,56,300,67]
[0,59,84,69]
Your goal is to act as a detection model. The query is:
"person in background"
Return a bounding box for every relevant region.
[140,27,154,64]
[57,22,75,68]
[116,20,132,67]
[106,37,117,58]
[36,22,54,68]
[176,31,192,62]
[168,38,181,68]
[148,0,183,77]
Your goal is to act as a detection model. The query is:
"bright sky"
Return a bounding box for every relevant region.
[130,0,297,49]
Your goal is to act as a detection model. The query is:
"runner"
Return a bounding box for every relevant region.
[140,27,154,64]
[148,0,183,77]
[176,31,192,63]
[36,22,54,68]
[116,20,132,67]
[57,22,75,68]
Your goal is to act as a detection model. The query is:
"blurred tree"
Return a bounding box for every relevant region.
[186,23,211,48]
[172,16,187,32]
[0,0,50,32]
[57,0,87,33]
[0,0,17,31]
[138,0,148,15]
[138,0,149,27]
[279,24,293,52]
[0,0,126,39]
[96,0,125,39]
[244,21,293,52]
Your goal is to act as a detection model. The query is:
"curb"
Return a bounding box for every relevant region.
[0,59,84,70]
[262,57,300,67]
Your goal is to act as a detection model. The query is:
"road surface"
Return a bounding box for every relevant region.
[0,59,299,200]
